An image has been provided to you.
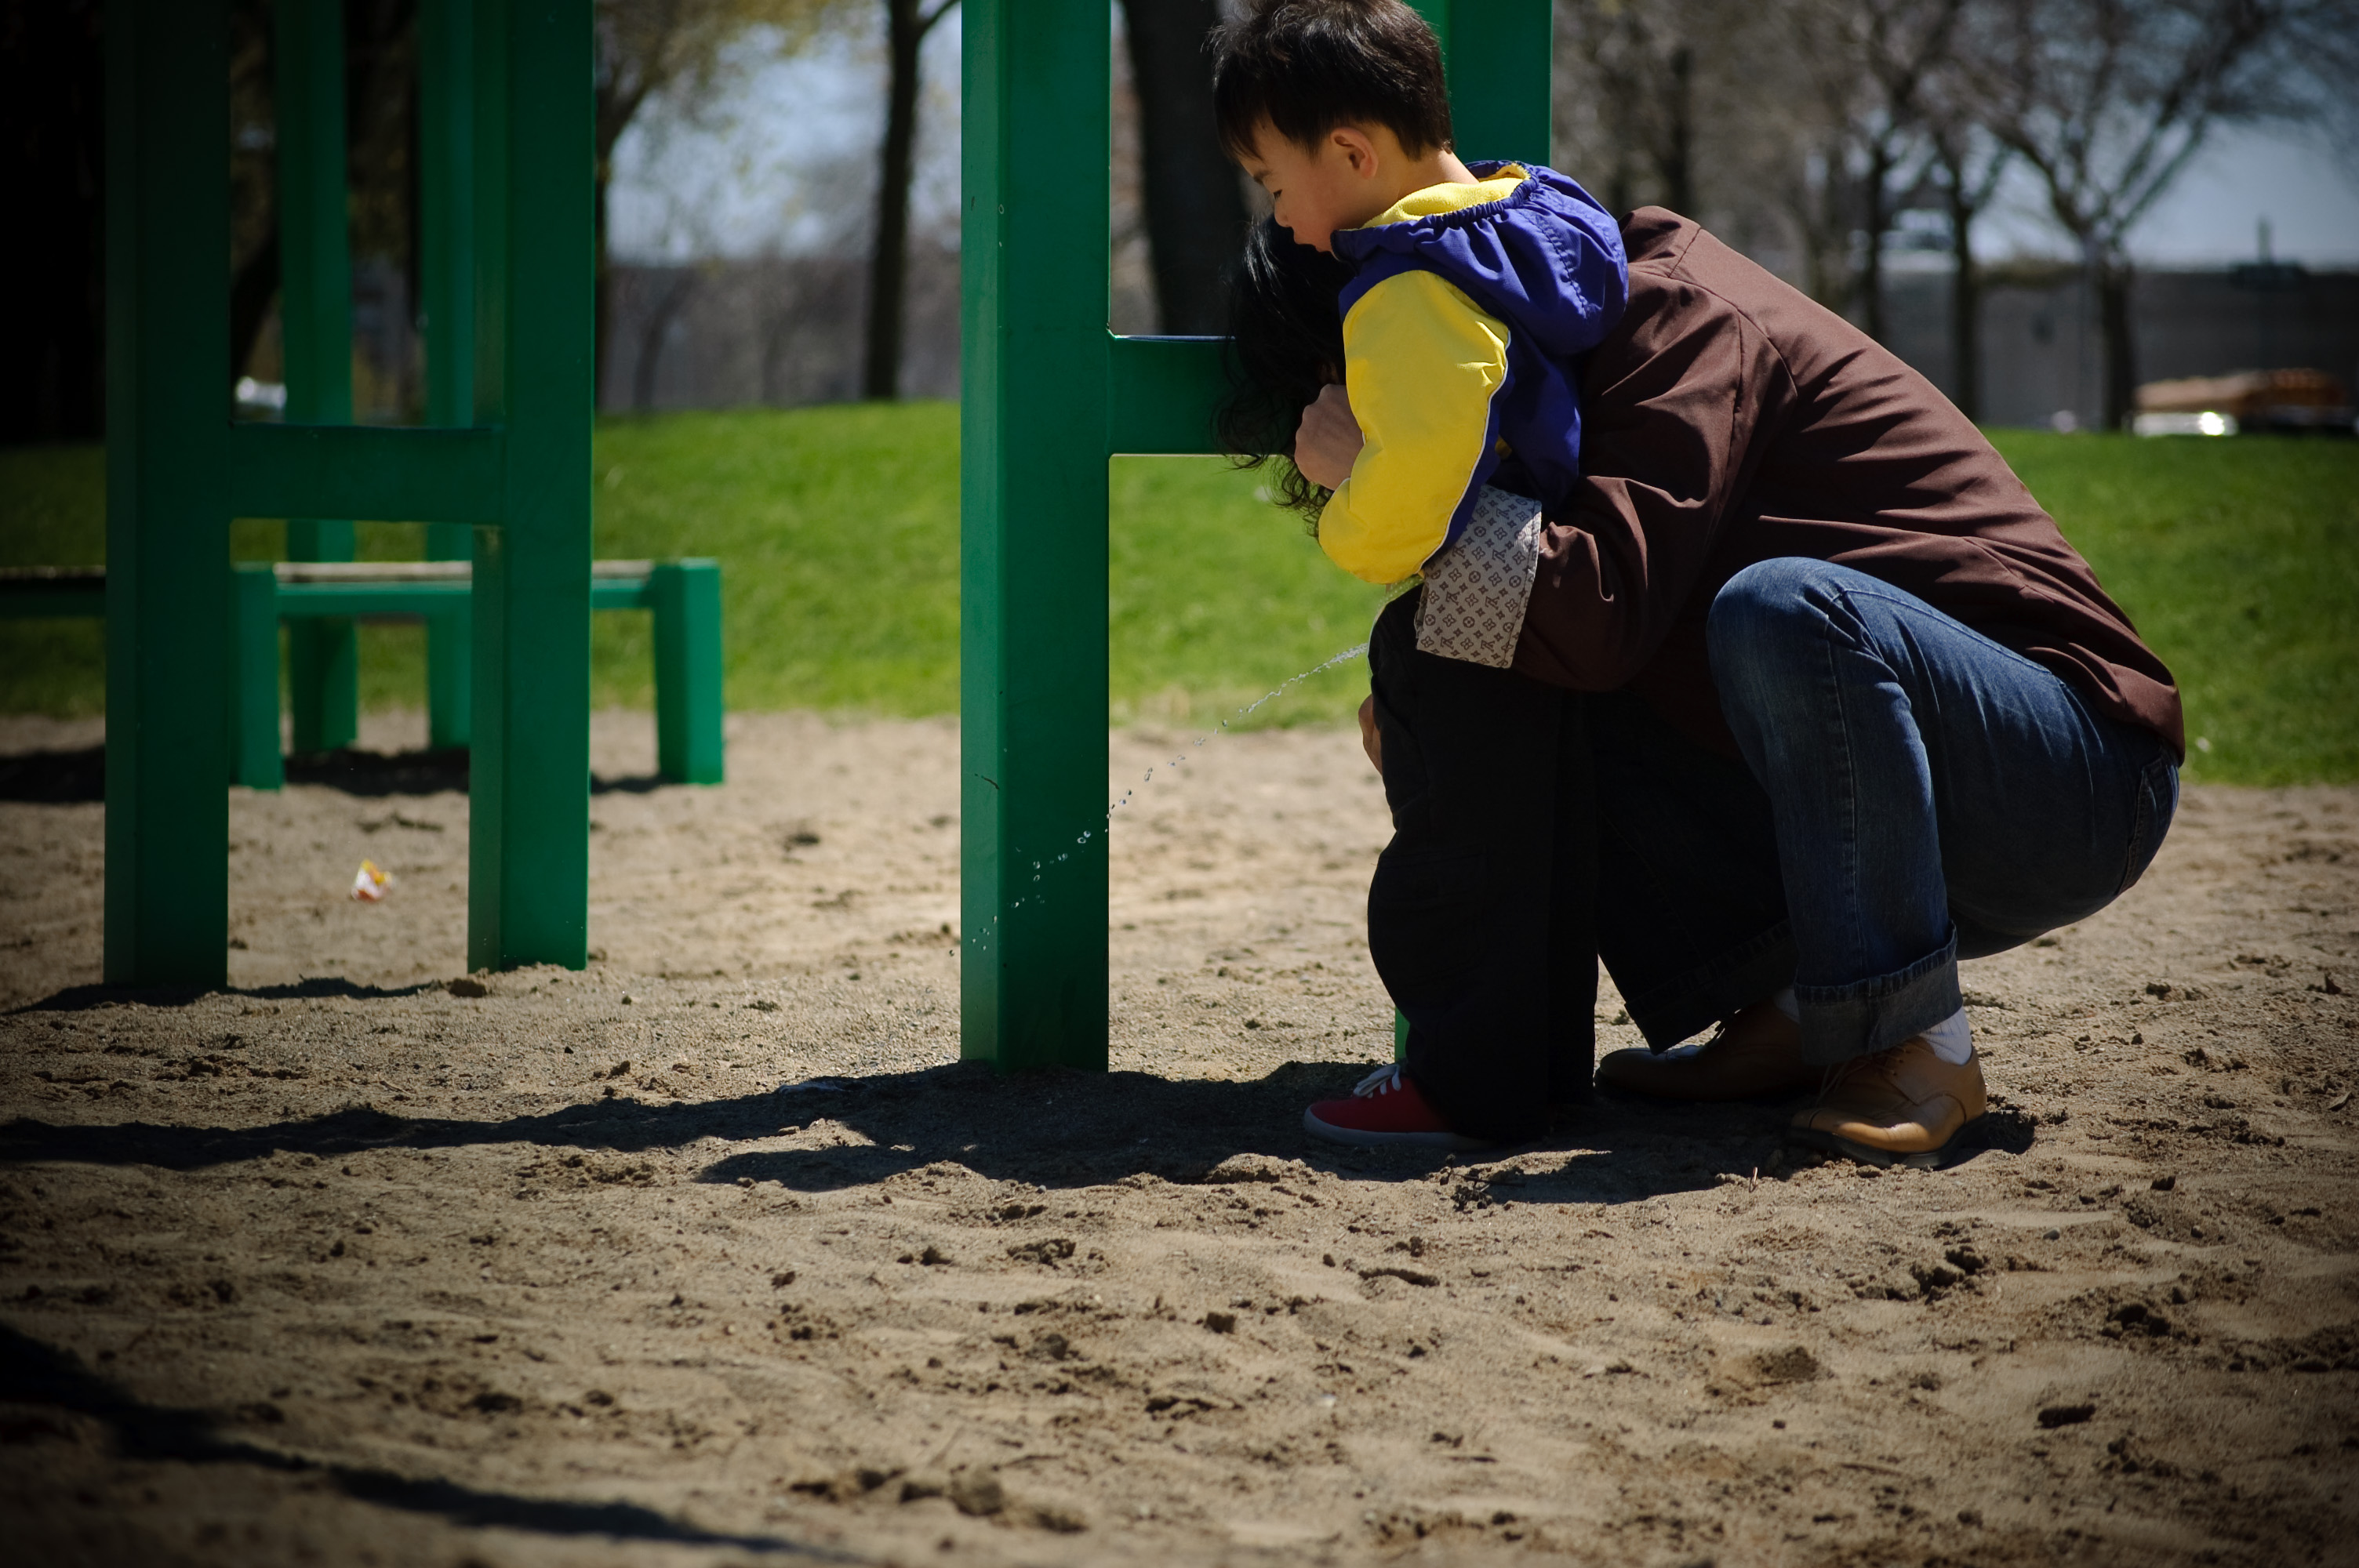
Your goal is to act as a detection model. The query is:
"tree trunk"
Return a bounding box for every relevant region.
[632,270,696,412]
[1859,140,1892,343]
[596,170,616,408]
[863,0,927,400]
[230,236,285,387]
[2099,256,2137,430]
[0,0,106,441]
[1121,0,1249,335]
[1945,178,1982,421]
[1657,45,1696,217]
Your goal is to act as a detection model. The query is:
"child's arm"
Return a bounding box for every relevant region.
[1316,270,1511,586]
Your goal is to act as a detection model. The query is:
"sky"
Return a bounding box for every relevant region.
[608,18,2359,271]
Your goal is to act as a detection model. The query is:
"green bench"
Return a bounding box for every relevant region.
[2,557,724,790]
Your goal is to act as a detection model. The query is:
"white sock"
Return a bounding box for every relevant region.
[1774,986,1972,1064]
[1921,1007,1974,1064]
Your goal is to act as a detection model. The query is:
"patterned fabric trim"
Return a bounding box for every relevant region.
[1413,485,1543,668]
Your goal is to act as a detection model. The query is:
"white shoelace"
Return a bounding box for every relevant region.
[1353,1062,1406,1098]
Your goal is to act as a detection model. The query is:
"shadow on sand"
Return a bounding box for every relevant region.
[0,743,678,804]
[0,1323,858,1559]
[0,1053,2036,1198]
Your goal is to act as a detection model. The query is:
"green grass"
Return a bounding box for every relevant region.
[4,412,2352,780]
[1989,430,2359,786]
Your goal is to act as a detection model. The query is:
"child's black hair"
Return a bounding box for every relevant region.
[1216,216,1355,521]
[1211,0,1453,163]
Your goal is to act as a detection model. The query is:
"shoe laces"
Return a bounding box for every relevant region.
[1817,1040,1909,1098]
[1353,1062,1405,1098]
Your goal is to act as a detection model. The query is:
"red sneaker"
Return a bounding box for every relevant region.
[1303,1064,1492,1150]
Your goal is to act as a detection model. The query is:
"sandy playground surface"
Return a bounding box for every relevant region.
[0,706,2355,1567]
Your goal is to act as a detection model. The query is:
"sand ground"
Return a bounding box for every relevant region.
[1,708,2354,1567]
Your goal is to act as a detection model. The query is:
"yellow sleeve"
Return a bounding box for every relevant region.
[1316,269,1510,586]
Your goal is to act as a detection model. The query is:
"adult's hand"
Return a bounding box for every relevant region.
[1292,383,1365,492]
[1358,694,1383,775]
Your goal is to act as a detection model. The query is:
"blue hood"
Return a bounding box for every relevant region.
[1332,162,1628,364]
[1328,162,1627,521]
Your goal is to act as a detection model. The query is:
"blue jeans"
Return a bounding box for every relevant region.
[1367,561,2176,1138]
[1700,558,2178,1063]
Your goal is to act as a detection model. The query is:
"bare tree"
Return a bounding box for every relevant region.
[1923,122,2008,416]
[1556,0,1717,216]
[597,0,841,396]
[1914,21,2013,421]
[1972,0,2294,426]
[1788,0,1965,339]
[1121,0,1252,334]
[862,0,958,398]
[0,0,107,441]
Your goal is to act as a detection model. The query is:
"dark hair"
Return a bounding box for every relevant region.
[1216,216,1354,521]
[1211,0,1453,164]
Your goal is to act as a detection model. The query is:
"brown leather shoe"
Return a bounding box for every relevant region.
[1595,1000,1815,1102]
[1787,1036,1987,1167]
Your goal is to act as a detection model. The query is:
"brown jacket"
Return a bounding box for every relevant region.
[1514,209,2184,759]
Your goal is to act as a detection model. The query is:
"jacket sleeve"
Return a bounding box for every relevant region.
[1510,275,1787,690]
[1317,269,1510,586]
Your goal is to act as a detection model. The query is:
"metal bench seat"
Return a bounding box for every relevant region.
[2,559,723,789]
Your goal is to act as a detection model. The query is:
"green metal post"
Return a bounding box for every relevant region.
[961,0,1115,1071]
[275,0,359,754]
[1438,0,1551,162]
[651,561,725,785]
[230,565,285,789]
[421,0,476,750]
[465,0,594,974]
[104,0,232,986]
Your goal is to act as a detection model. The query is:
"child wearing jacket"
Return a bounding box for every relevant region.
[1215,0,2179,1162]
[1215,0,1627,594]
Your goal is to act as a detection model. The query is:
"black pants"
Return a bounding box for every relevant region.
[1367,592,1788,1143]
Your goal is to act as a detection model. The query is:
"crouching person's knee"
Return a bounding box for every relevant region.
[1707,558,1837,662]
[1707,557,1849,718]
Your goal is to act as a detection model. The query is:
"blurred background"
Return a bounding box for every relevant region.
[2,0,2355,779]
[11,0,2357,437]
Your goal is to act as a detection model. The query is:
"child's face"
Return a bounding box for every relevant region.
[1238,122,1391,255]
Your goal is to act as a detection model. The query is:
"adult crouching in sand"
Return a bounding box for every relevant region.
[1217,201,2183,1167]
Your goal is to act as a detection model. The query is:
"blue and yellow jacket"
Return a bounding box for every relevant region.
[1319,162,1628,585]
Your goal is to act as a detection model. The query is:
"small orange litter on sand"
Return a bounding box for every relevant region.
[350,858,394,901]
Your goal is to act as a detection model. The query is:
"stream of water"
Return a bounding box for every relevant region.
[974,640,1374,944]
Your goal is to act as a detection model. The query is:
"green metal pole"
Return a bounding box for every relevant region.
[229,564,285,789]
[652,560,725,785]
[104,0,232,986]
[960,0,1114,1071]
[420,0,476,750]
[466,0,593,973]
[1441,0,1551,162]
[275,0,359,754]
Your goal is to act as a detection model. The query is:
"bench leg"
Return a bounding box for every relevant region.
[287,520,357,753]
[228,564,284,789]
[652,559,725,784]
[425,521,473,748]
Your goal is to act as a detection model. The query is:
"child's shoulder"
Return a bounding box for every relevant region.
[1337,165,1627,350]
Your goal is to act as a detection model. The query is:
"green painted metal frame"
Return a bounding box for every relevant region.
[277,0,360,754]
[105,0,593,986]
[958,0,1552,1070]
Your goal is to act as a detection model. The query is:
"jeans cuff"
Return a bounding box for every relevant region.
[1794,930,1961,1065]
[1623,922,1797,1051]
